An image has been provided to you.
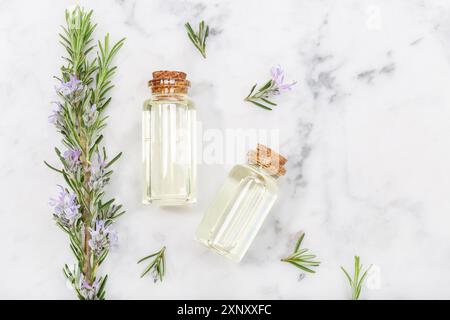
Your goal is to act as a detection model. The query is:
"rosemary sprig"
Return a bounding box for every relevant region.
[185,21,209,58]
[340,255,372,300]
[46,6,125,300]
[244,65,297,111]
[244,80,278,111]
[138,246,166,283]
[281,232,320,273]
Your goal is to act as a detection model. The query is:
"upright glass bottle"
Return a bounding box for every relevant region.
[196,144,287,262]
[142,70,196,206]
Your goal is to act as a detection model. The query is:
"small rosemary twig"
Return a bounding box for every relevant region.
[185,21,209,58]
[340,255,372,300]
[244,65,296,110]
[281,232,320,273]
[244,80,278,110]
[138,246,166,283]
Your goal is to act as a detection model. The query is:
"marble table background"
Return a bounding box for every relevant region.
[1,0,450,299]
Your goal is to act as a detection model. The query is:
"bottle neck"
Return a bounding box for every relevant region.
[248,163,280,179]
[247,145,287,177]
[150,92,189,101]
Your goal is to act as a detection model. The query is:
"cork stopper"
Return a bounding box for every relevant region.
[247,144,287,177]
[152,70,186,80]
[148,70,190,94]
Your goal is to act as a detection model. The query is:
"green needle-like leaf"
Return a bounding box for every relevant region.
[44,161,63,174]
[246,99,273,111]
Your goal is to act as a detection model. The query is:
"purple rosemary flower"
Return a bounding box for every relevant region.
[91,152,106,174]
[49,185,81,227]
[270,65,297,92]
[82,104,98,127]
[89,152,107,189]
[48,102,64,129]
[244,65,297,110]
[79,275,100,300]
[63,148,82,173]
[107,227,119,249]
[56,74,84,101]
[88,220,118,255]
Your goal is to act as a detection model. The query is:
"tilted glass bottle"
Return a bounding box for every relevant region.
[196,144,287,262]
[142,71,196,206]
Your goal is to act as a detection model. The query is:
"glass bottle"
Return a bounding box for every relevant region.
[196,144,287,262]
[142,70,196,206]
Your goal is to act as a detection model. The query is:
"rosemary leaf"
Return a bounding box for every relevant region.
[44,161,63,174]
[246,99,273,111]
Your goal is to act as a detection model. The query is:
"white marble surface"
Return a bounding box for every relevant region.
[1,0,450,299]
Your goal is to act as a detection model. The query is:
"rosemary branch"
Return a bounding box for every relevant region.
[47,6,125,300]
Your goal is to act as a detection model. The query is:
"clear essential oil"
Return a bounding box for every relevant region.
[196,144,287,261]
[142,71,196,206]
